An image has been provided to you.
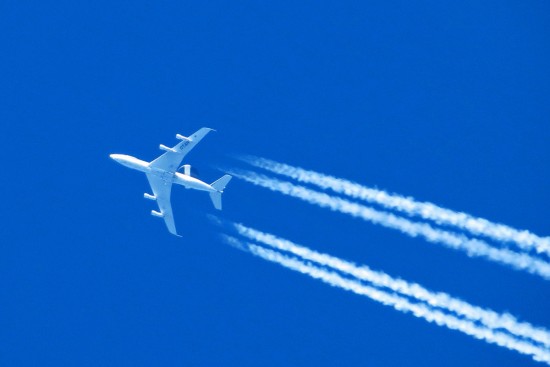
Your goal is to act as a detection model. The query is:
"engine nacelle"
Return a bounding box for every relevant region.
[144,193,156,200]
[182,164,191,176]
[151,210,164,218]
[176,134,190,141]
[159,144,177,153]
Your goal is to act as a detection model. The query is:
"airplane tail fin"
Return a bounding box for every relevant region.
[209,174,232,210]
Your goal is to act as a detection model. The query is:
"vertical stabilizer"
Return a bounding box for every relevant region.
[209,175,232,210]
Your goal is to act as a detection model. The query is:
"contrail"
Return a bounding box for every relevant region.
[229,170,550,280]
[232,222,550,348]
[240,156,550,257]
[222,235,550,365]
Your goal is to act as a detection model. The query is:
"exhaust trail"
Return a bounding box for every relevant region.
[222,235,550,365]
[229,170,550,280]
[232,222,550,348]
[240,156,550,257]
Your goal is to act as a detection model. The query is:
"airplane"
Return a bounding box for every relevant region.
[109,127,232,236]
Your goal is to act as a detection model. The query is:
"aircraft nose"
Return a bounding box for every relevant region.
[110,154,122,162]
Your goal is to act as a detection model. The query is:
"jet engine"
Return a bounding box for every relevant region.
[144,193,156,200]
[151,210,164,218]
[159,144,177,153]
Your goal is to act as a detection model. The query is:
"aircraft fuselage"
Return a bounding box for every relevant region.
[110,154,215,192]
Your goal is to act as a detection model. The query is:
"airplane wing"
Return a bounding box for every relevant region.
[149,127,213,172]
[146,173,179,236]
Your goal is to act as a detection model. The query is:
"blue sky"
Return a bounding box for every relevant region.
[1,0,549,366]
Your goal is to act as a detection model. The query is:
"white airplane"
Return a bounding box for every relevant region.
[110,127,232,236]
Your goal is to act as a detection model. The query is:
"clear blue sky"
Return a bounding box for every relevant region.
[1,1,549,366]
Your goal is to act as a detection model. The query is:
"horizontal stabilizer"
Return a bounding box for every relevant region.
[209,174,232,210]
[209,192,222,210]
[211,175,232,192]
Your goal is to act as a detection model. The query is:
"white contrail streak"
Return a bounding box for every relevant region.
[222,235,550,365]
[229,170,550,280]
[233,223,550,348]
[240,156,550,257]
